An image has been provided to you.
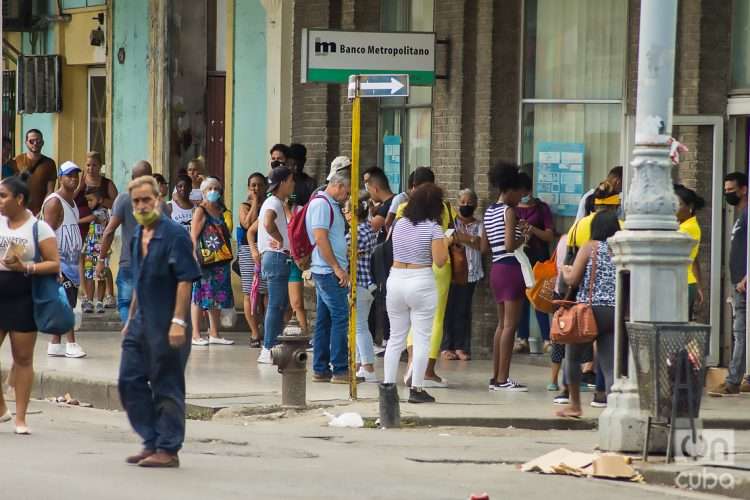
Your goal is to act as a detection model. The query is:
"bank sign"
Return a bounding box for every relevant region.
[301,29,436,85]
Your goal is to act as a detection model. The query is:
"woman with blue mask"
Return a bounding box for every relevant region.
[514,171,554,357]
[190,177,235,346]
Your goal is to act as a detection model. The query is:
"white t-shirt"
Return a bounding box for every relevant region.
[0,214,55,271]
[388,192,409,215]
[258,195,289,253]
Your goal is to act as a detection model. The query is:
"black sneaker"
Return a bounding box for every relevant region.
[408,388,435,403]
[553,390,570,405]
[488,378,497,391]
[590,392,607,408]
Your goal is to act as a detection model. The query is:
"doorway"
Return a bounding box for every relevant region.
[206,73,226,184]
[88,67,106,158]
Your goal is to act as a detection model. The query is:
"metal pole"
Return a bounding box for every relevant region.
[348,95,361,400]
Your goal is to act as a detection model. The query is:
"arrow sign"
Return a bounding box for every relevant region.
[348,74,409,98]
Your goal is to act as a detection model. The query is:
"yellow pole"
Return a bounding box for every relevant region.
[348,95,361,400]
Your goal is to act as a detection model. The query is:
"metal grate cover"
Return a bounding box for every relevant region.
[627,322,709,421]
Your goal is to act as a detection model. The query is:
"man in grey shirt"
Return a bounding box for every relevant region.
[96,161,154,323]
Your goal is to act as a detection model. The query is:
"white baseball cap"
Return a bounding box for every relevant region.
[327,156,352,181]
[58,161,82,176]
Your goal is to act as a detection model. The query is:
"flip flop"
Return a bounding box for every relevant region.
[554,409,582,419]
[441,350,458,361]
[455,350,471,361]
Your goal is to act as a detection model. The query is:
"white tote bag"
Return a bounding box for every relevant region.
[514,246,535,288]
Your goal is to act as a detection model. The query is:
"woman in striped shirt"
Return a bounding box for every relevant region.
[482,162,528,392]
[382,183,451,405]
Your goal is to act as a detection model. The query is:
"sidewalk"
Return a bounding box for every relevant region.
[1,328,747,431]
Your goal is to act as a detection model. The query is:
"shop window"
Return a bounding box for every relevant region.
[378,0,434,192]
[521,0,627,230]
[731,0,750,92]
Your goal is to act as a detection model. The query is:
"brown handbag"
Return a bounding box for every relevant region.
[550,245,599,344]
[447,204,469,285]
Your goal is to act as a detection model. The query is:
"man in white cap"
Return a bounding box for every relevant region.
[314,156,352,195]
[41,161,87,358]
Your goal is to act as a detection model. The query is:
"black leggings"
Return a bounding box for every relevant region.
[564,306,615,392]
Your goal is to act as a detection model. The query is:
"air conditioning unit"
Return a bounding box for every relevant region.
[16,55,62,114]
[2,0,39,32]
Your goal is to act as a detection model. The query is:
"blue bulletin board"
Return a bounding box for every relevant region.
[383,135,402,191]
[535,142,585,217]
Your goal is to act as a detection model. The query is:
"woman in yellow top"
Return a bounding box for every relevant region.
[675,184,705,320]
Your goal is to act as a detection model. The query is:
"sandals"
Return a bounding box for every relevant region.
[441,350,458,361]
[455,350,471,361]
[554,408,582,419]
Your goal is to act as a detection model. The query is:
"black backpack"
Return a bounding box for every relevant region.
[370,227,393,290]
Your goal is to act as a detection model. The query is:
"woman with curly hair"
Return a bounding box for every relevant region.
[482,161,528,391]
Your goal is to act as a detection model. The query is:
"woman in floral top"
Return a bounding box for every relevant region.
[442,188,484,361]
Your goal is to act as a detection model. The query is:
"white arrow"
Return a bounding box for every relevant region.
[360,77,405,95]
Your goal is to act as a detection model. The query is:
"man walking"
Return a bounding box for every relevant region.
[306,168,351,383]
[41,161,86,358]
[118,175,200,468]
[257,165,295,364]
[96,161,153,324]
[710,172,749,396]
[11,129,57,215]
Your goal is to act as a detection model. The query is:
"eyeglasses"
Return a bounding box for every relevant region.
[27,139,42,145]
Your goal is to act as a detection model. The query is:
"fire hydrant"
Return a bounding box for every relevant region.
[271,321,310,408]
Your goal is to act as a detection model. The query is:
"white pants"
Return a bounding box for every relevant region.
[356,286,375,365]
[384,267,437,388]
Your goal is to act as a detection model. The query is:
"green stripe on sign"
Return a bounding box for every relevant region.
[307,68,435,86]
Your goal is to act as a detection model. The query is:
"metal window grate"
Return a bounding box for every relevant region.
[2,70,16,146]
[16,55,62,114]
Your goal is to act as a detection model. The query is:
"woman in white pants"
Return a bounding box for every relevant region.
[383,183,450,403]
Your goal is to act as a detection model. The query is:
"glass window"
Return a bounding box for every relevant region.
[378,0,434,191]
[521,0,626,230]
[732,0,750,91]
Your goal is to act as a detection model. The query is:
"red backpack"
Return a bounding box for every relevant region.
[288,194,334,270]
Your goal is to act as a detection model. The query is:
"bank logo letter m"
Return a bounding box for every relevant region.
[314,38,336,55]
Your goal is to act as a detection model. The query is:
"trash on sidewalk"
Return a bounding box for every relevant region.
[48,393,93,408]
[521,448,643,482]
[323,411,364,428]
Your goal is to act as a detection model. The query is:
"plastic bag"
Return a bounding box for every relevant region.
[74,301,83,331]
[220,308,237,328]
[324,411,364,428]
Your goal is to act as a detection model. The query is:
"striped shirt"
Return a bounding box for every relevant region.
[484,202,521,263]
[392,217,445,265]
[346,221,376,288]
[454,218,484,282]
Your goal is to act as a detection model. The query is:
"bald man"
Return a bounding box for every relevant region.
[97,161,157,323]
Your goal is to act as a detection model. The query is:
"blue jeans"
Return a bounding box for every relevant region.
[262,252,291,349]
[518,295,550,341]
[118,321,190,453]
[727,290,748,386]
[116,266,134,324]
[312,272,349,375]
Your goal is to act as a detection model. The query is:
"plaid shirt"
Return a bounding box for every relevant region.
[346,221,376,288]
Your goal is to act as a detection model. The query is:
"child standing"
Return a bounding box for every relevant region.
[442,188,484,361]
[80,187,111,313]
[345,193,378,383]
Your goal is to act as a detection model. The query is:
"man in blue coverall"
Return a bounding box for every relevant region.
[118,175,200,468]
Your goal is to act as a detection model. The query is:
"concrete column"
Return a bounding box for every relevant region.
[147,0,170,173]
[261,0,293,146]
[599,0,694,453]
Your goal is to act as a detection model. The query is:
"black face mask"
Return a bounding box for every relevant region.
[459,205,476,217]
[270,160,285,169]
[725,192,741,206]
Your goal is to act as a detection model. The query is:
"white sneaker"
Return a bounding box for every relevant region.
[208,336,235,345]
[47,343,66,357]
[423,377,449,389]
[356,367,379,383]
[191,337,209,346]
[257,348,273,364]
[65,343,87,359]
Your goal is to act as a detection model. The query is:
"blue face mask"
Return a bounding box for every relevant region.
[206,191,221,203]
[520,195,531,204]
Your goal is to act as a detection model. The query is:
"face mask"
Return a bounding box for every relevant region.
[459,205,476,217]
[725,192,741,206]
[520,195,531,204]
[133,209,160,226]
[206,191,221,203]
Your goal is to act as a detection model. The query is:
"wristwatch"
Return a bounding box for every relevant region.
[171,318,188,328]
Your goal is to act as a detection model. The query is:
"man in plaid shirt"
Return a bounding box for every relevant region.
[345,196,379,382]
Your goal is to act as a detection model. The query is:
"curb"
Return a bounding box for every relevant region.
[640,466,750,499]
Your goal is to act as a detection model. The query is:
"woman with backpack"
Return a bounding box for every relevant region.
[557,210,619,418]
[190,177,235,346]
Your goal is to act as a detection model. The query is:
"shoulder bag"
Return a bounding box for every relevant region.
[447,204,469,285]
[31,222,75,335]
[550,245,599,344]
[196,207,233,266]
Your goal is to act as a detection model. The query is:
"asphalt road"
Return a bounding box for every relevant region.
[0,401,728,500]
